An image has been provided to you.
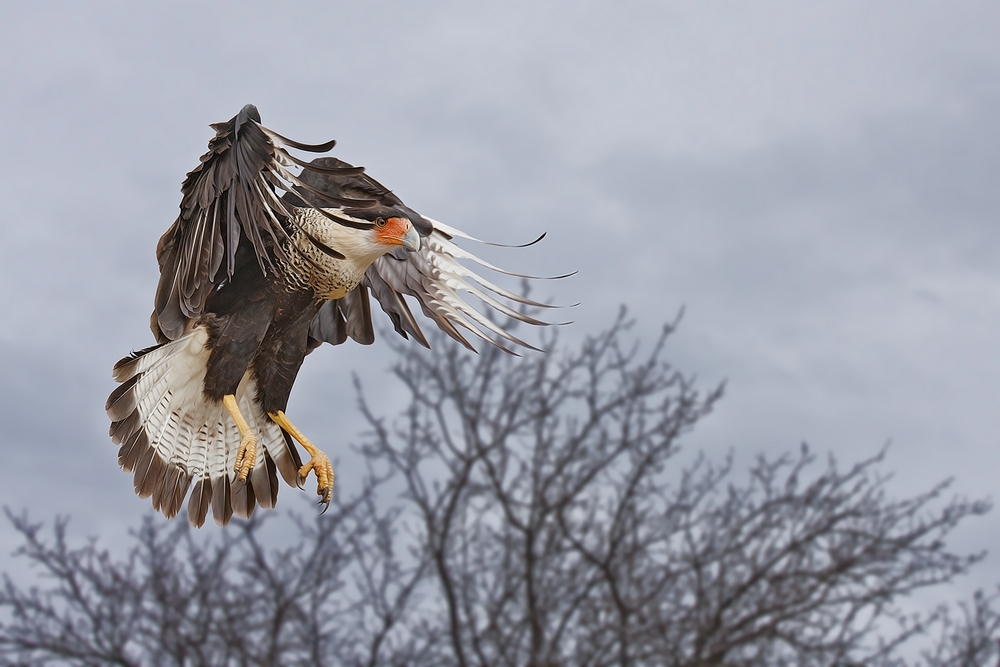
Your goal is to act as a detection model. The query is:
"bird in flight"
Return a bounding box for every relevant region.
[106,104,562,527]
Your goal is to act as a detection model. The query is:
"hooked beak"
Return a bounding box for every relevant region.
[376,216,422,252]
[400,225,420,252]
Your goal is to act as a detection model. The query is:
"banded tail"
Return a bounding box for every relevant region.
[106,328,302,527]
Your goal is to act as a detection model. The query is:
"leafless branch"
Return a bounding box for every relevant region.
[0,314,995,666]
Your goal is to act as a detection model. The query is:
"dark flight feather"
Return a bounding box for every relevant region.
[274,430,304,489]
[309,285,376,348]
[158,467,191,519]
[250,451,280,510]
[152,104,380,342]
[118,430,147,473]
[211,474,233,527]
[110,105,570,527]
[231,476,256,520]
[105,375,139,421]
[188,478,213,528]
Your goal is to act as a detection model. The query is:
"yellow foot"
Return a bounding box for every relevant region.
[268,410,335,506]
[298,449,334,505]
[234,433,257,481]
[223,394,257,481]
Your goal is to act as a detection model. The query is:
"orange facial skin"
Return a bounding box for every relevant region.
[375,217,412,245]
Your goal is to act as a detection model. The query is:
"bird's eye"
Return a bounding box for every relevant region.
[375,217,387,228]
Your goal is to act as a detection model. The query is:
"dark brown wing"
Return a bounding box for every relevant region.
[152,104,376,342]
[308,283,376,348]
[280,156,434,237]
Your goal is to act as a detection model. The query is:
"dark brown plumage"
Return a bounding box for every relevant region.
[107,104,562,527]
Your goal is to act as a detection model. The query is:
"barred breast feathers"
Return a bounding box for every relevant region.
[279,209,380,300]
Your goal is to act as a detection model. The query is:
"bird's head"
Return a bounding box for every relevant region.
[371,211,421,253]
[346,207,420,250]
[317,206,421,267]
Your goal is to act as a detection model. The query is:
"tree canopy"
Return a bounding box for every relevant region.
[1,315,997,666]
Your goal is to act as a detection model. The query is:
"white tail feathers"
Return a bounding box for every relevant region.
[107,327,301,527]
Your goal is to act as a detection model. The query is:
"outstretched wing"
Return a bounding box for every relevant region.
[304,206,566,355]
[152,104,378,342]
[363,219,563,354]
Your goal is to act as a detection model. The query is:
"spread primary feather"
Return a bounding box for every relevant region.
[108,104,565,527]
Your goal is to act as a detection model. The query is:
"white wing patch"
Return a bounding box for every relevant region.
[369,220,564,354]
[107,327,295,526]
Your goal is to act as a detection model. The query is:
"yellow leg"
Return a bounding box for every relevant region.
[223,394,257,481]
[268,410,334,505]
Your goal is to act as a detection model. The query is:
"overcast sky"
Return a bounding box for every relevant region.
[1,1,998,599]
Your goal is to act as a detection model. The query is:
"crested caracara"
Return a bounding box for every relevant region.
[106,105,562,527]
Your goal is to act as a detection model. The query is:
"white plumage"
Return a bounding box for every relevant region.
[109,328,296,525]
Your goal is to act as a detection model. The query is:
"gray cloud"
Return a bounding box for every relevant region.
[0,1,997,600]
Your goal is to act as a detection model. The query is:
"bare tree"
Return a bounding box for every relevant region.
[0,472,423,667]
[358,314,995,667]
[0,314,996,666]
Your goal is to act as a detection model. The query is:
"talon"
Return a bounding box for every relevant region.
[298,450,333,505]
[269,410,335,507]
[235,433,257,481]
